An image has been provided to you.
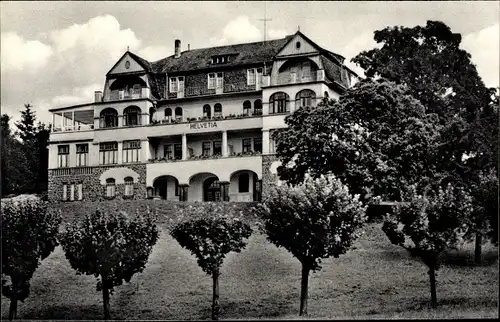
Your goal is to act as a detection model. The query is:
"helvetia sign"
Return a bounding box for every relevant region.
[189,122,218,130]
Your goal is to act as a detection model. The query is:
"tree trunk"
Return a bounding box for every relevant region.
[428,266,437,309]
[475,231,482,265]
[299,264,310,316]
[9,297,17,320]
[212,270,220,321]
[102,275,111,320]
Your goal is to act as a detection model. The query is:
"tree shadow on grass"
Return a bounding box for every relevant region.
[197,296,296,320]
[21,304,112,320]
[442,248,498,267]
[401,296,499,312]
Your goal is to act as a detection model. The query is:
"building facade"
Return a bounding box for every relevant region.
[47,31,359,203]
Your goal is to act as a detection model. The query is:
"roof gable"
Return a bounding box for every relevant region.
[107,52,150,76]
[276,32,321,57]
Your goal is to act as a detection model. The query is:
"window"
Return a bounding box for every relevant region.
[164,144,173,159]
[124,177,134,196]
[214,103,222,117]
[269,131,276,153]
[213,141,222,155]
[247,69,255,85]
[165,108,172,122]
[254,99,262,115]
[247,68,263,85]
[77,183,83,201]
[174,144,182,159]
[202,142,211,156]
[203,104,211,118]
[106,178,116,198]
[123,106,141,126]
[295,89,316,108]
[70,183,75,201]
[62,184,68,201]
[175,107,183,121]
[302,61,311,78]
[211,55,230,64]
[100,108,118,128]
[243,100,251,116]
[99,142,118,165]
[58,145,69,168]
[254,137,262,153]
[123,140,141,163]
[133,84,141,95]
[208,72,223,89]
[270,92,290,114]
[242,138,252,153]
[76,144,88,167]
[296,41,301,49]
[239,173,250,193]
[169,76,184,93]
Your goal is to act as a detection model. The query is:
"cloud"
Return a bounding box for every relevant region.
[138,45,172,61]
[268,29,288,40]
[1,32,53,72]
[462,23,499,88]
[51,83,102,108]
[210,15,262,45]
[339,31,379,77]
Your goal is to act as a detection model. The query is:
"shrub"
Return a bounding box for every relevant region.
[382,184,473,308]
[59,209,159,319]
[171,203,252,320]
[1,197,61,320]
[254,173,367,316]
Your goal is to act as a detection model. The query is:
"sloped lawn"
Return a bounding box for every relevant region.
[1,201,498,319]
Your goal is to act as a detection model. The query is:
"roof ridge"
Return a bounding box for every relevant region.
[151,35,293,64]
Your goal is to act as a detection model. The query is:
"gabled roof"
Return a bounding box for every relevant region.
[105,51,153,76]
[152,36,293,73]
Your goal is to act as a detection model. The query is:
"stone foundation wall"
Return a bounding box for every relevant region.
[261,154,279,199]
[48,164,147,203]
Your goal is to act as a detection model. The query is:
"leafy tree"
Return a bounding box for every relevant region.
[60,209,159,320]
[382,184,473,308]
[352,20,496,262]
[1,197,61,320]
[274,78,441,203]
[254,173,366,316]
[170,203,252,320]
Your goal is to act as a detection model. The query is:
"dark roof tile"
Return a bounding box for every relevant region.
[152,36,293,73]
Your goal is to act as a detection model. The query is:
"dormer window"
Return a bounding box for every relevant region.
[211,55,231,65]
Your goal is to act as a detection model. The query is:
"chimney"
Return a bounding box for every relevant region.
[188,43,190,51]
[175,39,181,58]
[94,91,103,102]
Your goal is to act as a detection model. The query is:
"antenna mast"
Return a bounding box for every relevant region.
[258,1,272,42]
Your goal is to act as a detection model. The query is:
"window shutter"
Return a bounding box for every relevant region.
[77,183,83,200]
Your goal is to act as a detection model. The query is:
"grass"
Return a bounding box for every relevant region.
[1,208,498,320]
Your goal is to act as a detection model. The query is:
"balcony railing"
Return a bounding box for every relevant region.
[274,70,325,86]
[106,88,150,101]
[52,124,94,132]
[151,112,263,126]
[168,82,261,99]
[147,151,262,163]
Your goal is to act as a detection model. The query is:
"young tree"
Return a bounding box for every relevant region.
[1,197,61,320]
[352,20,496,261]
[60,209,159,320]
[274,79,441,203]
[382,183,473,308]
[170,203,252,320]
[254,174,367,316]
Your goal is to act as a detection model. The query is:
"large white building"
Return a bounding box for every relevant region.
[47,31,359,202]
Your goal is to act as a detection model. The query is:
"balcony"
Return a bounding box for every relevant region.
[52,124,94,132]
[105,87,150,101]
[270,70,325,86]
[148,150,262,163]
[167,82,261,99]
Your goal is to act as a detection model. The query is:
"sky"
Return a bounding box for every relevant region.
[1,1,499,125]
